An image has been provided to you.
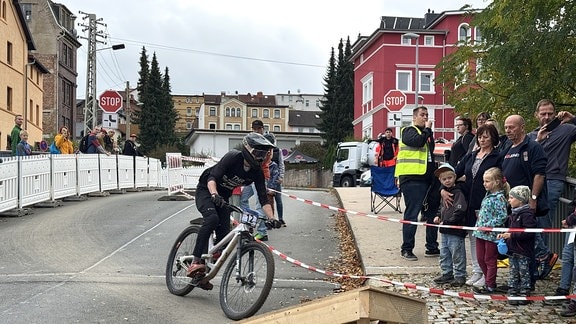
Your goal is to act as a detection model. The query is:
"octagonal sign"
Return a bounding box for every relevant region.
[383,89,406,111]
[99,90,123,113]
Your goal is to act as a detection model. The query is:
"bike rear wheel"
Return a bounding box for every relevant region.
[165,225,200,296]
[219,242,275,320]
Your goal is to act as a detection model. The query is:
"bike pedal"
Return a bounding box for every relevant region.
[197,281,213,291]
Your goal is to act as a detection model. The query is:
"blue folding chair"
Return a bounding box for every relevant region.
[370,166,402,213]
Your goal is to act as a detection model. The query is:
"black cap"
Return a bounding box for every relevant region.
[252,120,264,129]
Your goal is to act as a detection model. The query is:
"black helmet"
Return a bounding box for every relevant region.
[263,132,276,145]
[242,132,275,168]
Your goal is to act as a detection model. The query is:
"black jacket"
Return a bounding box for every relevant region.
[439,183,468,237]
[504,205,536,257]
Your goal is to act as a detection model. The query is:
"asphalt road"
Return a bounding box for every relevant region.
[0,189,341,323]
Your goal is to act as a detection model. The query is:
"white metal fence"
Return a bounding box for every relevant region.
[0,154,165,214]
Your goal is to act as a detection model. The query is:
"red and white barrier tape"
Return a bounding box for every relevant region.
[268,188,576,234]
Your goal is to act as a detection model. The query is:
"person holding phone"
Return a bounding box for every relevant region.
[527,99,576,280]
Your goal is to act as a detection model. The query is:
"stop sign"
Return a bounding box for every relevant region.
[383,89,406,111]
[98,90,123,113]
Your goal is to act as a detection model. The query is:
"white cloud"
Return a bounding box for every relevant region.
[62,0,489,97]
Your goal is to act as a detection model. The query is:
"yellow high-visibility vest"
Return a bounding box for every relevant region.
[395,126,428,177]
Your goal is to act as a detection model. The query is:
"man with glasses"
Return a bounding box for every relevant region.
[449,117,474,167]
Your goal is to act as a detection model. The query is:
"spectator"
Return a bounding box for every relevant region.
[449,117,473,167]
[103,129,116,153]
[186,133,277,290]
[450,124,503,287]
[468,112,491,153]
[498,185,536,305]
[432,163,468,287]
[10,114,24,155]
[54,126,74,154]
[560,205,576,317]
[241,120,272,240]
[86,129,110,155]
[485,118,509,152]
[395,106,440,261]
[264,132,286,227]
[473,167,509,294]
[527,99,576,280]
[122,134,142,156]
[501,114,548,288]
[549,200,576,306]
[374,128,399,167]
[16,130,32,156]
[266,159,280,217]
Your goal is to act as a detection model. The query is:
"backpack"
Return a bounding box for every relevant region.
[79,135,90,153]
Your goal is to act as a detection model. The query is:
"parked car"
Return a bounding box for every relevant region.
[359,169,371,187]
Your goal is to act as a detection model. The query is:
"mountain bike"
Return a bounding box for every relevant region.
[165,203,275,320]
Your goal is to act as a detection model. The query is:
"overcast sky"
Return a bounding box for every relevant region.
[60,0,489,99]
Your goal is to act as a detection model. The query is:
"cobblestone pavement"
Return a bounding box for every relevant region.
[372,269,572,323]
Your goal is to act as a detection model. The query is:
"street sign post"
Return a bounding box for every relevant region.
[383,90,407,111]
[98,90,123,113]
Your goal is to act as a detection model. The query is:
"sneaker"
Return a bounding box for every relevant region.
[401,250,418,261]
[466,273,483,286]
[544,287,571,306]
[539,253,558,280]
[197,280,213,291]
[472,275,485,288]
[424,249,440,257]
[254,233,269,241]
[186,262,206,278]
[561,302,576,317]
[279,220,286,227]
[451,276,466,287]
[473,285,495,294]
[433,273,454,284]
[508,289,519,306]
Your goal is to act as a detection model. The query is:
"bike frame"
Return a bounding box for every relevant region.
[178,208,260,284]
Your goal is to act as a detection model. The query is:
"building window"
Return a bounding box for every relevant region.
[273,109,280,118]
[424,35,434,46]
[419,72,434,93]
[264,125,270,132]
[263,109,269,118]
[186,107,192,116]
[225,123,233,130]
[209,107,216,116]
[22,3,31,20]
[361,74,373,104]
[35,104,39,125]
[225,107,231,117]
[234,124,240,130]
[251,108,258,118]
[29,99,33,123]
[209,123,216,129]
[6,86,12,111]
[6,41,12,65]
[475,27,482,43]
[305,100,309,107]
[273,125,280,132]
[2,1,6,20]
[396,71,411,91]
[185,97,192,103]
[316,99,321,107]
[401,35,410,45]
[62,80,72,106]
[186,122,192,129]
[61,43,73,68]
[459,24,471,42]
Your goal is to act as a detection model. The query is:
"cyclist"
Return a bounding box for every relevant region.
[187,132,279,289]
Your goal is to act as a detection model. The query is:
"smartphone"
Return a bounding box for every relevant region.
[545,117,561,132]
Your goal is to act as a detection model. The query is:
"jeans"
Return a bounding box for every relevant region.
[439,233,467,278]
[273,186,284,222]
[241,184,266,235]
[400,179,438,252]
[560,236,575,291]
[534,179,564,259]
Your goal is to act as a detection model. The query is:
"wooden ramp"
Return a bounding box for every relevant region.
[240,286,427,324]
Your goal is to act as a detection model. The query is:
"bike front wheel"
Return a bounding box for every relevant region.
[219,242,275,320]
[165,225,200,296]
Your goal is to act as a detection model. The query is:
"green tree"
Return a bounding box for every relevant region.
[437,1,576,124]
[317,47,338,145]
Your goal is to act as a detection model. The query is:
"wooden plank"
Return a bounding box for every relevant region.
[240,286,427,324]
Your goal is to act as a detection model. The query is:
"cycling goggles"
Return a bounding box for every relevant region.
[250,147,270,161]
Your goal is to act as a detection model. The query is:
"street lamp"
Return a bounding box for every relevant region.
[404,33,420,108]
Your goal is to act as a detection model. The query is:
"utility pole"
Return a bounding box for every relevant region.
[125,81,131,138]
[78,12,106,137]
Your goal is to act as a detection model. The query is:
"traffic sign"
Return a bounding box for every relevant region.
[383,89,406,111]
[388,112,402,127]
[98,90,123,113]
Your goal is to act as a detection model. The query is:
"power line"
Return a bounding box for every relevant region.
[112,37,327,68]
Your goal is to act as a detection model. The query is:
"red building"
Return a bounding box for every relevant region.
[350,9,481,141]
